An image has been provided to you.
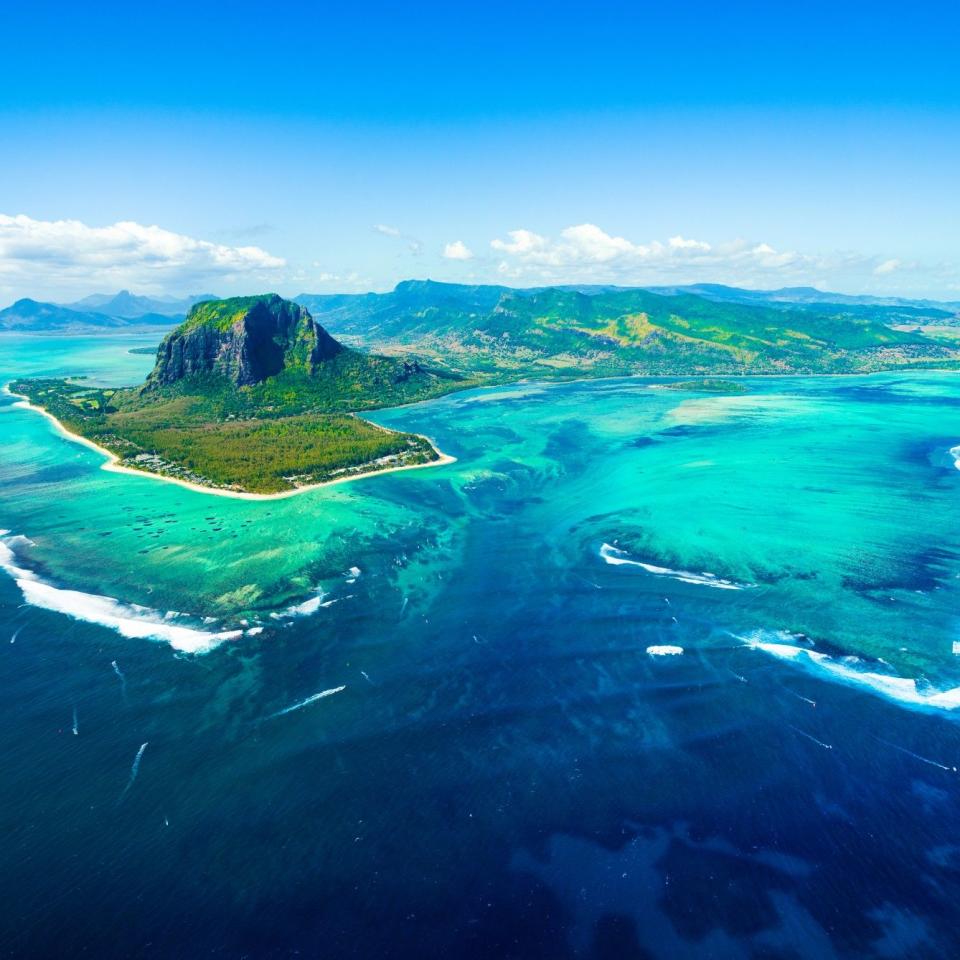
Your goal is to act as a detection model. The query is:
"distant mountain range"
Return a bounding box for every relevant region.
[642,284,960,324]
[66,290,219,319]
[0,290,219,332]
[646,283,960,309]
[294,280,960,378]
[4,281,958,335]
[297,280,960,335]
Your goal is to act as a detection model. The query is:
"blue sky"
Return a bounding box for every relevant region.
[2,0,959,301]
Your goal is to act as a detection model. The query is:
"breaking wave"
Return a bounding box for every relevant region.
[272,592,328,619]
[0,530,247,654]
[740,629,960,713]
[600,543,751,590]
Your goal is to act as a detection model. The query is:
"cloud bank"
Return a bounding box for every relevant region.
[0,214,285,297]
[2,213,954,303]
[486,223,952,294]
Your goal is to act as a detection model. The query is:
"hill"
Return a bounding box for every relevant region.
[296,280,510,340]
[0,297,178,332]
[0,298,127,332]
[297,281,960,377]
[11,294,464,495]
[0,290,220,332]
[644,283,960,325]
[66,290,217,319]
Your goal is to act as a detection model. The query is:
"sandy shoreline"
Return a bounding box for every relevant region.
[7,364,956,501]
[3,387,456,501]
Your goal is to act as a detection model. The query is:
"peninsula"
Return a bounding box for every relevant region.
[11,294,464,495]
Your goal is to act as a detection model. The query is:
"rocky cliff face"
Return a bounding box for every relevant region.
[148,295,343,388]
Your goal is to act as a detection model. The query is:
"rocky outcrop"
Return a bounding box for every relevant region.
[148,295,343,388]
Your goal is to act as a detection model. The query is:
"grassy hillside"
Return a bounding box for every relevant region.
[299,281,960,378]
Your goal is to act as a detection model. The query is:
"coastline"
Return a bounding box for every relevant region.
[3,387,456,501]
[7,363,957,501]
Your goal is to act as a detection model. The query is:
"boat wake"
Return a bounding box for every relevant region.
[267,685,346,719]
[600,543,751,590]
[740,629,960,714]
[117,742,149,805]
[112,660,129,701]
[0,530,248,654]
[875,736,957,772]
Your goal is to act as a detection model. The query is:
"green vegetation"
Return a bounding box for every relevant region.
[177,295,271,333]
[12,378,441,494]
[299,280,960,379]
[137,354,468,415]
[660,378,749,393]
[12,295,463,495]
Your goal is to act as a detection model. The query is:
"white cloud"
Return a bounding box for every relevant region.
[490,229,548,257]
[487,222,936,291]
[669,235,711,252]
[374,222,423,256]
[0,213,284,296]
[442,240,474,261]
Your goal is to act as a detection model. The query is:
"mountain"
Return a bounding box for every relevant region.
[148,294,343,387]
[139,293,461,408]
[296,280,512,340]
[67,290,218,319]
[0,290,222,332]
[0,297,180,332]
[11,295,463,495]
[643,283,960,324]
[297,280,960,377]
[0,298,128,332]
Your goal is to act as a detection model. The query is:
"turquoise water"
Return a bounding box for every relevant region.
[3,335,960,957]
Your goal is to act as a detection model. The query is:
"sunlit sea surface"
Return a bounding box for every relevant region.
[3,334,960,958]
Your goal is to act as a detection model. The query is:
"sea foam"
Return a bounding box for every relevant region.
[600,543,750,590]
[0,531,245,654]
[647,645,684,656]
[272,592,327,619]
[740,629,960,713]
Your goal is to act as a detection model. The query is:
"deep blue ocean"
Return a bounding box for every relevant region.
[3,336,960,958]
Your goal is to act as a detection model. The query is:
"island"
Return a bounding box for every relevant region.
[10,294,465,497]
